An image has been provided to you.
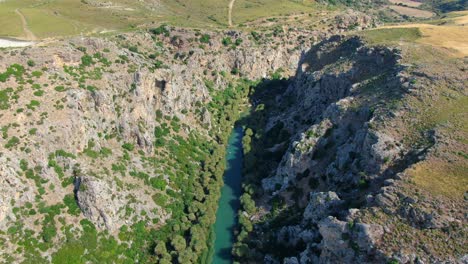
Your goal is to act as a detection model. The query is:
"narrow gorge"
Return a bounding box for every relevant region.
[0,5,466,264]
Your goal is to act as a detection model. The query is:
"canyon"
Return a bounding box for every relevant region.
[0,1,466,264]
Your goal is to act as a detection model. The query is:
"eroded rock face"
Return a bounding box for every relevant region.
[262,38,403,194]
[76,176,168,232]
[238,35,465,263]
[334,9,377,31]
[1,23,342,261]
[317,217,385,263]
[318,217,355,263]
[76,177,121,231]
[0,157,34,229]
[362,130,403,173]
[303,192,343,223]
[354,222,384,254]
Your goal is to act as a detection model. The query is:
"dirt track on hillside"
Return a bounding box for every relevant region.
[15,9,37,40]
[228,0,235,27]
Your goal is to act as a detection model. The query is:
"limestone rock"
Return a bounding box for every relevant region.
[303,192,343,223]
[318,216,355,263]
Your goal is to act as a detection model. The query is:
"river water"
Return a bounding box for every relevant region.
[212,126,243,264]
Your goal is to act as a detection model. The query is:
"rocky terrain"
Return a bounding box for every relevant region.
[234,30,467,264]
[0,11,381,263]
[0,2,466,264]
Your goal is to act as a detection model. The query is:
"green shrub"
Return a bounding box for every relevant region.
[20,159,28,171]
[0,87,13,109]
[150,177,167,190]
[42,224,57,243]
[63,194,81,216]
[5,136,19,148]
[31,71,42,78]
[33,90,44,96]
[26,100,40,110]
[81,55,94,67]
[0,64,25,82]
[100,147,112,157]
[150,24,170,36]
[122,143,135,151]
[154,60,164,69]
[222,37,232,46]
[199,34,211,44]
[55,149,76,159]
[54,86,66,92]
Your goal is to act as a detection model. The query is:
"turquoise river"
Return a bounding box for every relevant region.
[211,126,243,264]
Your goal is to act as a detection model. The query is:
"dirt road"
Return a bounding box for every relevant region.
[15,9,37,40]
[228,0,236,27]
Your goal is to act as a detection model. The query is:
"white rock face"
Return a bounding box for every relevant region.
[76,176,168,232]
[318,217,355,263]
[362,130,402,172]
[303,192,342,223]
[0,157,34,228]
[354,223,384,253]
[76,176,121,231]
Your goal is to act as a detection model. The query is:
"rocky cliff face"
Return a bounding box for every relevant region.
[236,35,467,264]
[0,23,344,262]
[0,10,464,263]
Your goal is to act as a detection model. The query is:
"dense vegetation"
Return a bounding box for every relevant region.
[232,74,295,262]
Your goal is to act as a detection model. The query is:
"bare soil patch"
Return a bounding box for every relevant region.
[388,0,422,7]
[389,5,435,18]
[0,37,34,48]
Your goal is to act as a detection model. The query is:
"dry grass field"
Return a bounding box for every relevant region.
[453,10,468,24]
[378,11,468,57]
[389,5,435,18]
[389,0,422,8]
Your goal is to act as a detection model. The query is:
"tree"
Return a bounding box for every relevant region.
[239,213,253,233]
[190,225,207,253]
[154,241,168,256]
[171,235,186,252]
[232,242,249,258]
[177,249,196,263]
[159,257,172,264]
[240,193,256,214]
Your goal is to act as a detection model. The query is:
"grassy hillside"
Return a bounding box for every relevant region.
[357,12,468,200]
[0,0,155,39]
[0,0,333,39]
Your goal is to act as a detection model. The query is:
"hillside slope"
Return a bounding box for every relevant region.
[0,0,365,39]
[0,20,360,262]
[234,26,467,264]
[0,4,466,264]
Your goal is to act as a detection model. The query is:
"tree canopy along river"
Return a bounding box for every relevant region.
[211,126,243,264]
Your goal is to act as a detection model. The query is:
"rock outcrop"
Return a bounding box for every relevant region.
[235,34,467,264]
